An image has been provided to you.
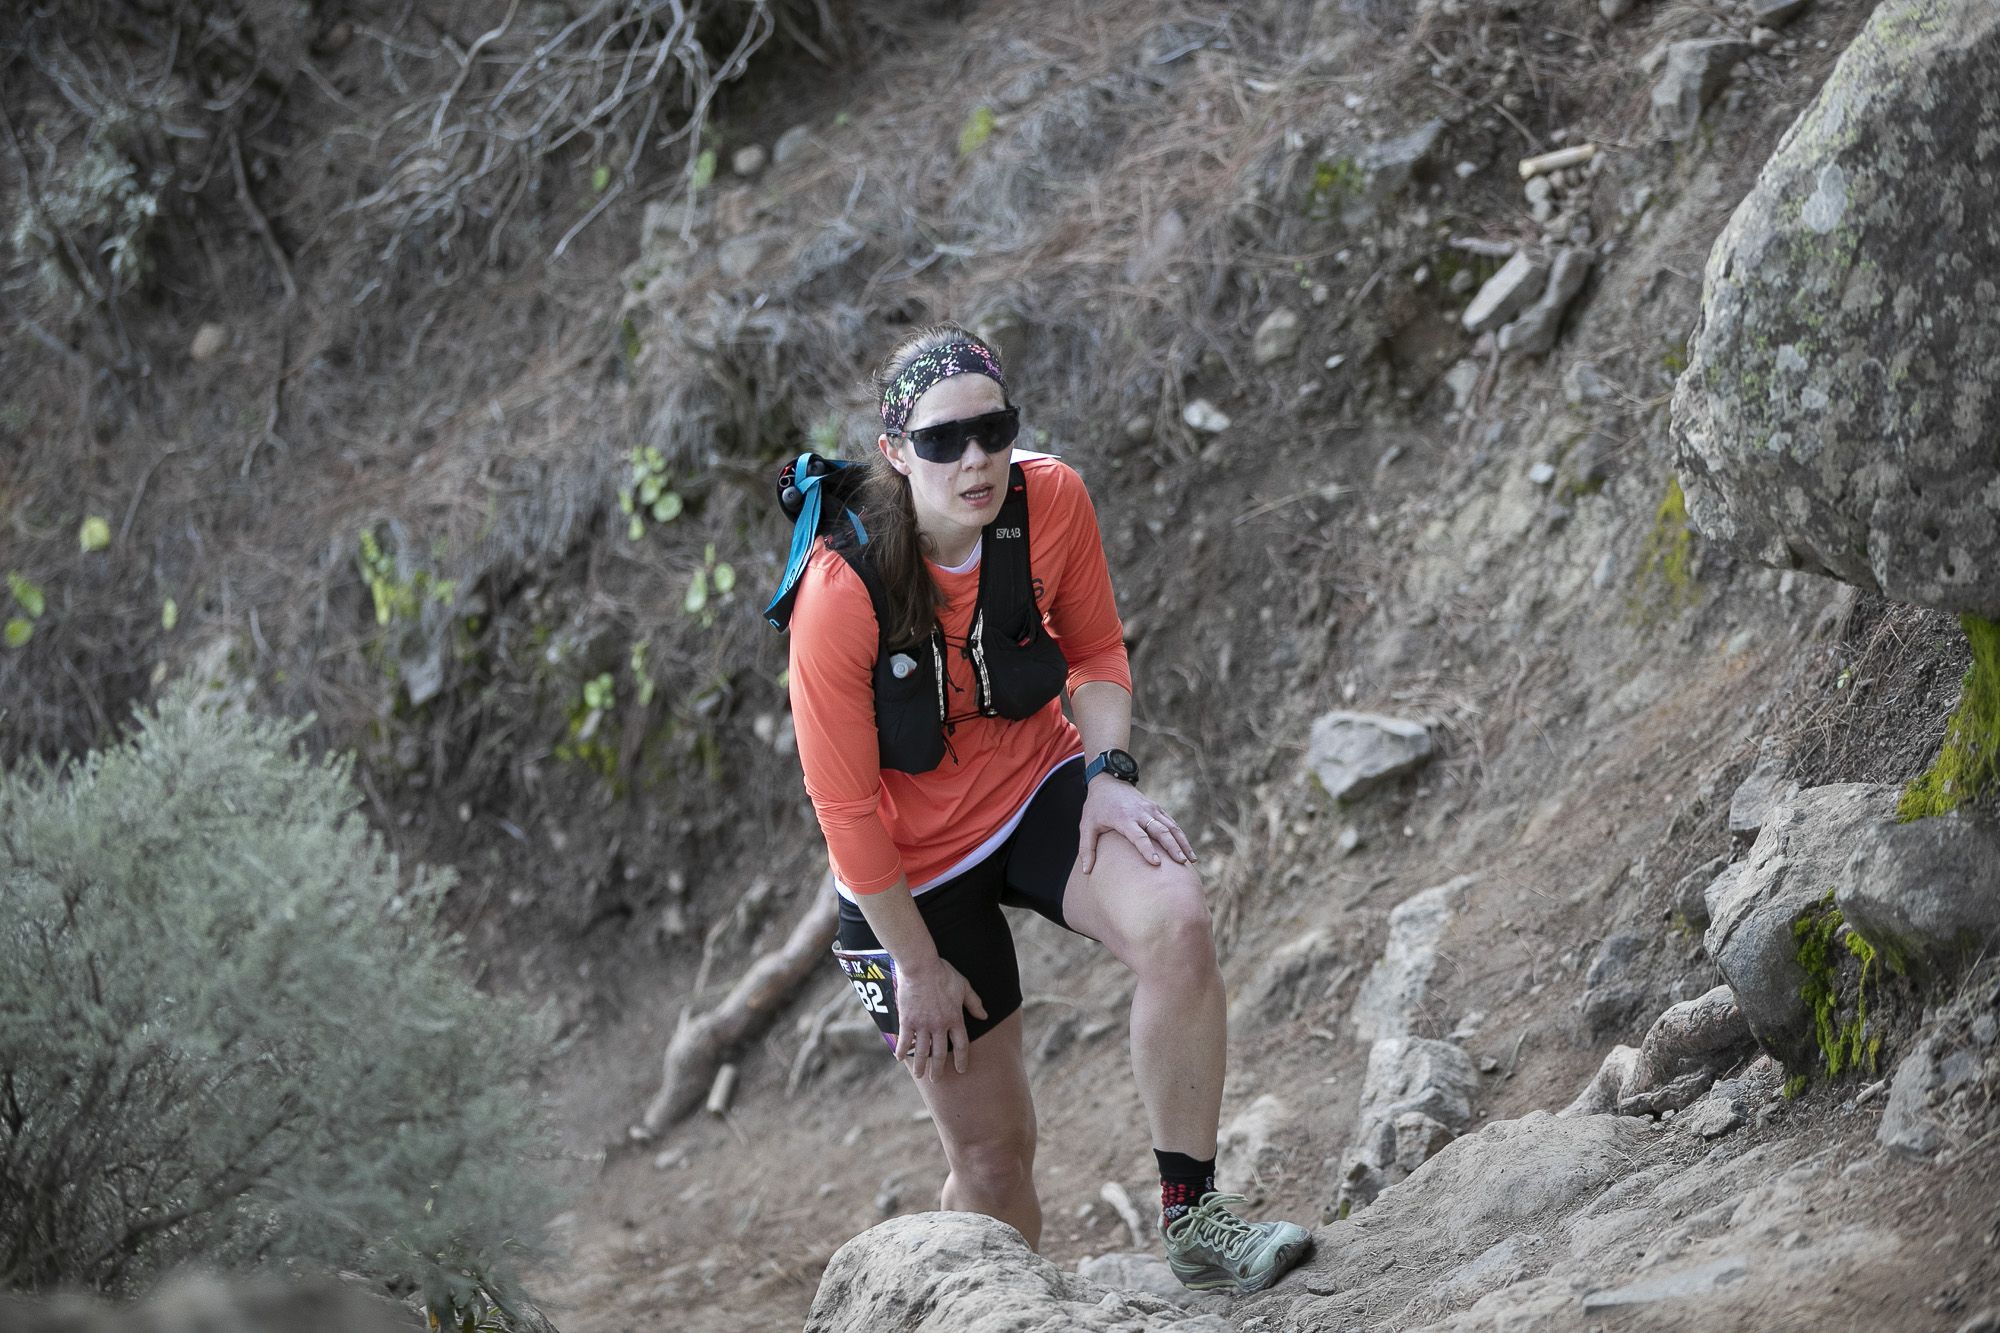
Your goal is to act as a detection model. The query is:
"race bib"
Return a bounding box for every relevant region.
[832,946,900,1049]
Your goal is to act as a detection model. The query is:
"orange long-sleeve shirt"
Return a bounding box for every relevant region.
[787,455,1131,895]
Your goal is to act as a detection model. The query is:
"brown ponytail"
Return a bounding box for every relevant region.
[862,323,999,647]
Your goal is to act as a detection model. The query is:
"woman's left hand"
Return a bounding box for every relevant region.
[1077,776,1195,874]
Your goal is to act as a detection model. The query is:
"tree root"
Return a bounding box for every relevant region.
[633,877,839,1138]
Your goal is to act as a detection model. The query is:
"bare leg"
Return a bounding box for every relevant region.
[1059,838,1225,1159]
[907,1009,1043,1248]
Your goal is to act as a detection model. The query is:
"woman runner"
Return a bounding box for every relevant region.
[785,325,1313,1293]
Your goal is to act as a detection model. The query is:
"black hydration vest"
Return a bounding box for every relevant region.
[766,460,1069,774]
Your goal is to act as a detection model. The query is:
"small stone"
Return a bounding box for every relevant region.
[1479,1055,1500,1074]
[1444,359,1482,412]
[1462,251,1548,335]
[1750,26,1780,52]
[1781,1230,1809,1249]
[1528,461,1557,487]
[772,124,813,165]
[190,323,229,362]
[1497,248,1594,359]
[1123,413,1154,444]
[1182,399,1231,433]
[1253,308,1304,366]
[1337,826,1362,856]
[1561,364,1611,412]
[731,145,768,177]
[1682,1095,1745,1139]
[1600,0,1637,17]
[1650,40,1752,142]
[1525,174,1555,222]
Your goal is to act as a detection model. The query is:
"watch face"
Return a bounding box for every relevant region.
[1106,749,1139,781]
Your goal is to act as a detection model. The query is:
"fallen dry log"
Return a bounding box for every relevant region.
[633,877,840,1138]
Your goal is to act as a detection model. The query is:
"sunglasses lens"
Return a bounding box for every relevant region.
[909,409,1019,462]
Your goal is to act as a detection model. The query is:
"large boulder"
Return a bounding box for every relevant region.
[807,1213,1229,1331]
[1834,804,2000,978]
[1704,784,1896,1065]
[1671,0,2000,617]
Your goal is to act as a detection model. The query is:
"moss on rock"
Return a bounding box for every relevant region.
[1898,615,2000,820]
[1791,892,1883,1085]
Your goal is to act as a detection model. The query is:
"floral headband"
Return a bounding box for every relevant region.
[879,338,1007,435]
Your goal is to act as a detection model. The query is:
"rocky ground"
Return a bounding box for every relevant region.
[524,2,2000,1330]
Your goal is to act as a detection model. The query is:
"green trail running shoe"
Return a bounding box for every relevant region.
[1163,1192,1315,1294]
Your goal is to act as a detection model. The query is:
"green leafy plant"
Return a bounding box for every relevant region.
[556,672,620,780]
[8,131,161,317]
[358,529,456,626]
[0,683,558,1296]
[7,571,44,648]
[958,105,996,157]
[1306,156,1365,221]
[618,446,683,541]
[630,639,656,707]
[683,543,736,628]
[690,148,717,193]
[78,516,110,552]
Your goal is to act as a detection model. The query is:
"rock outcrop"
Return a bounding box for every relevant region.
[807,1213,1228,1331]
[1351,875,1473,1040]
[1704,784,1895,1065]
[1671,0,2000,617]
[1336,1036,1480,1215]
[1834,804,2000,978]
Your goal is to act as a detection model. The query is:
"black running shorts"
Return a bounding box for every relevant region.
[834,755,1087,1047]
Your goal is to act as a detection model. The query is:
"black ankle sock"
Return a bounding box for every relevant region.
[1155,1149,1216,1226]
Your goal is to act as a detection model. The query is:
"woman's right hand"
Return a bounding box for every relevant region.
[894,957,986,1080]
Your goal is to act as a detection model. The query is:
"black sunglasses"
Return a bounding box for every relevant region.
[901,407,1020,464]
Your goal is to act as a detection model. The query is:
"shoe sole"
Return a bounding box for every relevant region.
[1168,1235,1316,1294]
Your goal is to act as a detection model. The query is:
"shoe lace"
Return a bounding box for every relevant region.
[1182,1193,1262,1261]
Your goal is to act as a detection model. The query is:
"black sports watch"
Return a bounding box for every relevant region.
[1084,748,1140,786]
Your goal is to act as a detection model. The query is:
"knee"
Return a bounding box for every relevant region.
[951,1134,1036,1198]
[1128,883,1218,978]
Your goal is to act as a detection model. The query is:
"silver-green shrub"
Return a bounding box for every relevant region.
[0,683,557,1301]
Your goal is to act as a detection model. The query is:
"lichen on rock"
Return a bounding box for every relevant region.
[1670,0,2000,618]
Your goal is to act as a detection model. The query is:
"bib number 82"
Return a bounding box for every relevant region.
[850,979,889,1014]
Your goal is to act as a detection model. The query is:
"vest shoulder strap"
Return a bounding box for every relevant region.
[976,461,1037,630]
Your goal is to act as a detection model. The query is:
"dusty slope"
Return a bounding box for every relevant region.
[5,0,1989,1327]
[522,1,1997,1330]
